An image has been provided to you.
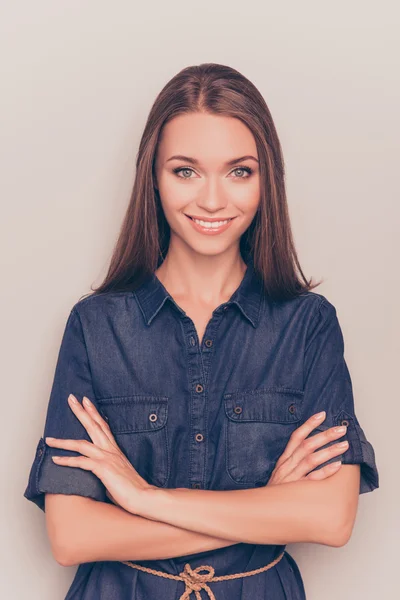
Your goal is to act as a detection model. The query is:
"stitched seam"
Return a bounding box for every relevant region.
[304,296,327,355]
[72,307,98,401]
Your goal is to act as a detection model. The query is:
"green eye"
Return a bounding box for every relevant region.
[173,167,194,178]
[172,165,253,179]
[232,167,252,177]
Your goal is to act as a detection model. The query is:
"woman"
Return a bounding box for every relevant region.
[24,63,379,599]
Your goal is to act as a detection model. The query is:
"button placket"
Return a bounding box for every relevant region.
[182,316,214,490]
[183,308,224,489]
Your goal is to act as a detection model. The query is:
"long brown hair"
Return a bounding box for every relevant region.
[87,62,322,302]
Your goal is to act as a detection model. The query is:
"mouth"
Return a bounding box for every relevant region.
[184,214,237,235]
[185,214,236,224]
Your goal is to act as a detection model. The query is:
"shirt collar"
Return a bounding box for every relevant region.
[134,255,263,328]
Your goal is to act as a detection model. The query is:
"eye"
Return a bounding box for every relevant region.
[231,166,253,178]
[172,165,253,180]
[173,167,195,179]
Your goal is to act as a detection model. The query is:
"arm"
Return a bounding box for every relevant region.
[135,464,360,548]
[45,493,237,567]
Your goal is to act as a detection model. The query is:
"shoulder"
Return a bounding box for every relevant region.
[70,290,135,322]
[296,291,337,318]
[268,290,336,323]
[292,292,343,349]
[263,291,339,343]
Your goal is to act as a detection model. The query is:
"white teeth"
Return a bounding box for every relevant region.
[192,218,230,228]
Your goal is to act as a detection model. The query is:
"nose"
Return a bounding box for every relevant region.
[195,176,228,214]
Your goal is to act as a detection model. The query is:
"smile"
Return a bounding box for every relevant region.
[185,214,236,235]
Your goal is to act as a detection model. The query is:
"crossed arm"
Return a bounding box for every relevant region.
[46,463,359,567]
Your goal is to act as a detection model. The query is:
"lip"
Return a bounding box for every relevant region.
[185,214,236,222]
[185,214,236,235]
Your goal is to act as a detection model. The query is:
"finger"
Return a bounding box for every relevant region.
[274,421,348,481]
[106,489,120,506]
[275,415,347,472]
[285,440,349,481]
[45,437,104,460]
[275,412,327,468]
[51,455,97,473]
[67,395,113,450]
[295,426,348,461]
[305,461,342,480]
[81,396,119,447]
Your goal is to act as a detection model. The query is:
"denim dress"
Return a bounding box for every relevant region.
[24,255,379,599]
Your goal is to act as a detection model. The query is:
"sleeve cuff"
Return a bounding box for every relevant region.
[23,437,108,511]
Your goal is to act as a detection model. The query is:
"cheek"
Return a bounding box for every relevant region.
[234,182,260,217]
[158,179,195,213]
[229,173,260,200]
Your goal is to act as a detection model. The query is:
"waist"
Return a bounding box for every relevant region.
[119,546,286,600]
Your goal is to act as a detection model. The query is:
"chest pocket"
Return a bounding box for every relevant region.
[97,395,170,487]
[224,388,304,486]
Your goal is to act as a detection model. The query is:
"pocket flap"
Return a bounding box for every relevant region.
[97,395,168,433]
[224,388,303,423]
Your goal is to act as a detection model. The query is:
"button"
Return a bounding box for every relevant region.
[234,406,242,414]
[189,336,196,346]
[204,339,213,348]
[192,483,201,489]
[340,419,349,427]
[195,383,204,393]
[195,433,204,442]
[149,413,158,422]
[37,448,43,457]
[288,404,296,414]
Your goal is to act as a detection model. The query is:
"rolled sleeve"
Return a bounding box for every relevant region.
[24,307,107,512]
[302,298,379,494]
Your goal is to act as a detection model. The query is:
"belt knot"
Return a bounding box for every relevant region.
[179,563,216,600]
[120,550,285,599]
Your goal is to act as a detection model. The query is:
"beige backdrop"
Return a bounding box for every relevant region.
[1,1,398,598]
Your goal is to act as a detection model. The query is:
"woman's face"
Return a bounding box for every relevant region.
[154,112,260,258]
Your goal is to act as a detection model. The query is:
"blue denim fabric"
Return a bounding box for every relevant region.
[24,255,379,599]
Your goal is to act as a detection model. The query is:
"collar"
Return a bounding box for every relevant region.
[134,255,263,328]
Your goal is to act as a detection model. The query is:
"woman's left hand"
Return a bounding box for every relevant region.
[45,394,156,514]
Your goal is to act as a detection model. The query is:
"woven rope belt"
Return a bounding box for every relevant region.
[120,550,285,600]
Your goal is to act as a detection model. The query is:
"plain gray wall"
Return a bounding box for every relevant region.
[1,1,397,598]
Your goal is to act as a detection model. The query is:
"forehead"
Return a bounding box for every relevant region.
[156,112,258,162]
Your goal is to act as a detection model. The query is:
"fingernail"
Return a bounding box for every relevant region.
[68,394,77,404]
[83,396,92,407]
[335,426,347,433]
[45,437,55,442]
[314,411,326,420]
[52,456,62,461]
[337,441,349,448]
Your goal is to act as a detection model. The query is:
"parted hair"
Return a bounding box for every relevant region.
[88,62,322,301]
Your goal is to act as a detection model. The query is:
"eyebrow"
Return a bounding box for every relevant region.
[165,154,259,166]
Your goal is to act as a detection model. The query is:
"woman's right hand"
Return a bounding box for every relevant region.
[267,411,349,485]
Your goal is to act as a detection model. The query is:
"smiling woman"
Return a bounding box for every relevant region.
[152,111,262,260]
[24,62,379,600]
